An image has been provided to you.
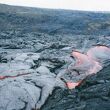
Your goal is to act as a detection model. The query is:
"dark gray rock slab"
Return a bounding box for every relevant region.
[42,65,110,110]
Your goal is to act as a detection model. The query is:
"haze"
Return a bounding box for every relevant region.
[0,0,110,11]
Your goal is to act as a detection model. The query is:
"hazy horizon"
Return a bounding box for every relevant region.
[0,0,110,12]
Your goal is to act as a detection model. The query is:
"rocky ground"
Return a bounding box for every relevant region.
[0,4,110,110]
[0,31,110,110]
[42,64,110,110]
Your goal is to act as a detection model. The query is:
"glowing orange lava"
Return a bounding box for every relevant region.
[68,45,110,89]
[72,51,102,74]
[66,80,82,89]
[0,73,30,80]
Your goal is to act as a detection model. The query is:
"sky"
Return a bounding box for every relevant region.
[0,0,110,11]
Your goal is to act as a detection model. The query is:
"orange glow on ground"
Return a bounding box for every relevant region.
[69,46,110,89]
[72,50,102,74]
[72,51,90,66]
[66,81,82,89]
[0,73,30,80]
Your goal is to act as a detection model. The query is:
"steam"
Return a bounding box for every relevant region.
[81,39,89,53]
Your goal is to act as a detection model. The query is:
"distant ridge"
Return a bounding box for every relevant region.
[0,3,110,35]
[0,3,110,13]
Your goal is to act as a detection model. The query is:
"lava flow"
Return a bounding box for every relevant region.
[66,80,82,89]
[0,45,110,90]
[66,45,110,89]
[0,73,31,80]
[71,50,102,74]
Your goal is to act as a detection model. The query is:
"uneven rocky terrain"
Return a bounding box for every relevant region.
[0,4,110,110]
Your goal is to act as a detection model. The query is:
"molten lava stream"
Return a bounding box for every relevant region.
[67,46,110,89]
[0,73,31,80]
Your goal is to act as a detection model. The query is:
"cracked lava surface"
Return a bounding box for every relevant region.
[0,36,110,110]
